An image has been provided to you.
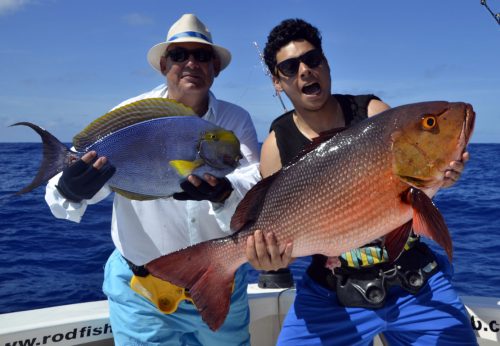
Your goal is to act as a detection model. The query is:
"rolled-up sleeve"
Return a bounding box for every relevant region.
[45,172,112,223]
[210,162,261,232]
[208,102,261,233]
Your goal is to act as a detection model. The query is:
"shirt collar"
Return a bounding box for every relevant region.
[161,85,218,120]
[203,91,218,121]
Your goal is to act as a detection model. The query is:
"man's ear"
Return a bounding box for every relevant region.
[160,56,168,75]
[273,75,283,92]
[213,57,221,77]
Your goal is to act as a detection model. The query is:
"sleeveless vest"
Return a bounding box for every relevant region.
[270,94,386,274]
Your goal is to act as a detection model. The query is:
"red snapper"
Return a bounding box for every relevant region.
[146,101,475,331]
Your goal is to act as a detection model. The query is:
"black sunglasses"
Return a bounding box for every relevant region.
[166,47,214,63]
[275,49,324,77]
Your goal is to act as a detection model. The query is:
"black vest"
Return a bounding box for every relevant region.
[270,94,381,275]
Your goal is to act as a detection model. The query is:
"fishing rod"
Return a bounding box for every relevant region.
[253,41,288,112]
[481,0,500,26]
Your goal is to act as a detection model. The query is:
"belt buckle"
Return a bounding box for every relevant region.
[382,266,399,280]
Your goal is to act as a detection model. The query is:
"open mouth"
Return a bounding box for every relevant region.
[302,83,321,95]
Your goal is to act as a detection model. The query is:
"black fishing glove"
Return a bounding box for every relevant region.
[56,159,116,203]
[173,177,233,203]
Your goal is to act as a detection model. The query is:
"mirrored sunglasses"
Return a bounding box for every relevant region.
[276,49,324,77]
[166,47,214,63]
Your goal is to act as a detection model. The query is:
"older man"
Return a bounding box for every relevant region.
[45,14,259,346]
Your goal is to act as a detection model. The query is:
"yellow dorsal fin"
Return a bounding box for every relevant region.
[74,98,195,151]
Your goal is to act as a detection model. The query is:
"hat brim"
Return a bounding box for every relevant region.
[147,37,231,74]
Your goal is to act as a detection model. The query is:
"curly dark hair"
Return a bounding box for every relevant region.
[264,18,323,76]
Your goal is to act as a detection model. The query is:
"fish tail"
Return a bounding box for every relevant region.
[146,239,243,331]
[11,122,75,195]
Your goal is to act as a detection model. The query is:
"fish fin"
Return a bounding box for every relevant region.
[146,241,239,331]
[230,129,339,230]
[111,187,159,201]
[9,122,74,195]
[230,172,280,231]
[384,221,412,262]
[405,188,453,261]
[170,159,204,177]
[73,98,195,150]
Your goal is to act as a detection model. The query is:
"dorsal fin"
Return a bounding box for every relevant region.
[287,127,345,167]
[230,128,345,232]
[230,172,280,232]
[73,98,195,151]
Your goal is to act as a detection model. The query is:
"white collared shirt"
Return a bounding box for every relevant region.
[45,85,260,265]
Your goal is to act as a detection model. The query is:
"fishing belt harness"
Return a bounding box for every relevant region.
[307,241,439,309]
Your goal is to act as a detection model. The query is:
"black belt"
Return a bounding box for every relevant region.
[123,257,149,277]
[307,242,440,308]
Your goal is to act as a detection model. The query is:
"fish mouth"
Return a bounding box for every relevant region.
[397,175,439,189]
[199,151,241,169]
[453,103,475,160]
[223,153,242,168]
[302,82,321,95]
[463,104,475,145]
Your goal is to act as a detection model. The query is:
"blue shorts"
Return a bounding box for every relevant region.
[103,249,250,346]
[277,252,477,346]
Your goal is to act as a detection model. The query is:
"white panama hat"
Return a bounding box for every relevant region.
[147,14,232,74]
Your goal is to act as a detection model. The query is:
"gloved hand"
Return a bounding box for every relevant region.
[56,152,116,202]
[173,175,233,203]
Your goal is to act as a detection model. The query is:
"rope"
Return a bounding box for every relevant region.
[253,41,288,112]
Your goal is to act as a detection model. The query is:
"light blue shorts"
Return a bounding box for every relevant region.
[103,249,250,346]
[277,252,477,346]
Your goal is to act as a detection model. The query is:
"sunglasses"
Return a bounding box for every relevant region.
[275,49,324,77]
[166,47,214,63]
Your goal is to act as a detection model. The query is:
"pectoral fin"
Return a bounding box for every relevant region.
[404,188,453,261]
[170,159,204,177]
[384,221,413,262]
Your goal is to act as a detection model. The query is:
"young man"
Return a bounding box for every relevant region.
[45,14,260,346]
[256,18,476,345]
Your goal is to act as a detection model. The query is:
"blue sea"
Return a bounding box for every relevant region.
[0,143,499,314]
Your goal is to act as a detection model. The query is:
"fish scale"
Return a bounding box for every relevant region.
[11,98,242,200]
[239,120,405,257]
[146,101,475,331]
[87,117,207,196]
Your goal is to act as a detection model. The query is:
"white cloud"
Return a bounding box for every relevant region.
[0,0,29,16]
[122,13,154,26]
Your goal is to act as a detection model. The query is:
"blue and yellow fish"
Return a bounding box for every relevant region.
[12,98,242,200]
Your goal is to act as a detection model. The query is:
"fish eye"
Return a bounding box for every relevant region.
[421,115,437,130]
[204,133,218,140]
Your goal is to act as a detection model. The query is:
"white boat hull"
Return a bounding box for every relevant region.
[0,285,498,345]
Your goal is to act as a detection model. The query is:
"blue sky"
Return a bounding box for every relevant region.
[1,0,499,143]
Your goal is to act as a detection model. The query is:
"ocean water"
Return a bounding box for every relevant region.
[0,143,499,314]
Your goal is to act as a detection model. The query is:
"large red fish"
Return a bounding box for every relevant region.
[146,101,475,331]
